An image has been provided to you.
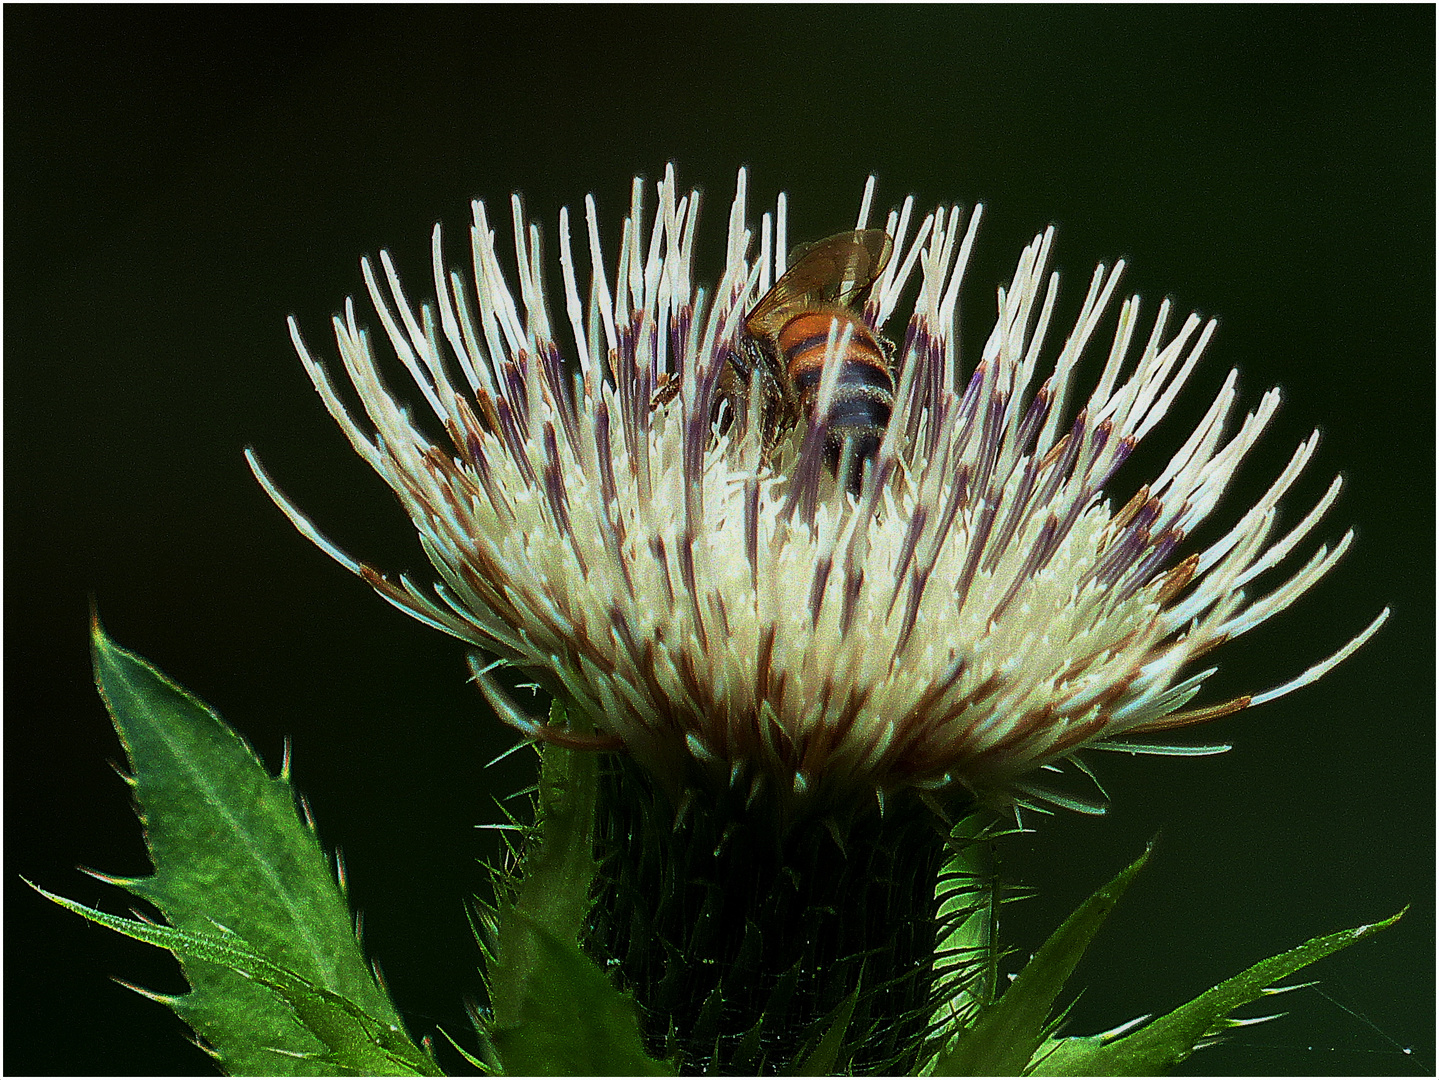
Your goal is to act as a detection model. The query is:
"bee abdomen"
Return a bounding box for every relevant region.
[779,311,893,491]
[781,311,893,405]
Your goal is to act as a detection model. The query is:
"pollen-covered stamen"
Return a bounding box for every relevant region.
[885,504,930,620]
[944,359,990,467]
[987,513,1061,625]
[971,387,1013,511]
[590,431,636,603]
[888,319,928,449]
[1116,527,1187,604]
[537,340,582,451]
[950,495,998,614]
[539,423,586,577]
[675,525,710,656]
[1087,497,1164,589]
[979,452,1040,578]
[1008,381,1056,469]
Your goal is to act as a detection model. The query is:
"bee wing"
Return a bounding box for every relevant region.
[745,229,893,337]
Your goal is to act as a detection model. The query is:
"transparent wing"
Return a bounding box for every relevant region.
[745,229,893,337]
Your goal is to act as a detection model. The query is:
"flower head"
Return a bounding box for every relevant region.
[249,166,1386,818]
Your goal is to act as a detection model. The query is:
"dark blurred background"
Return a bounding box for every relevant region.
[8,6,1432,1075]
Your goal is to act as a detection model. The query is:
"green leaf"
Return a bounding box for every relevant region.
[926,843,1152,1076]
[927,813,1005,1036]
[489,912,669,1076]
[29,886,439,1076]
[73,618,431,1075]
[482,700,671,1076]
[1027,909,1407,1075]
[790,986,860,1077]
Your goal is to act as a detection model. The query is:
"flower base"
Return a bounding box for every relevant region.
[585,754,963,1075]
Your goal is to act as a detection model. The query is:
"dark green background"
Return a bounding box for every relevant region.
[8,6,1432,1075]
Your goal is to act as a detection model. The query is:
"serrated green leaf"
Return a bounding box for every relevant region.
[1025,1033,1106,1075]
[927,813,1004,1038]
[483,701,671,1075]
[926,843,1152,1076]
[486,702,600,1031]
[1026,909,1407,1075]
[83,619,427,1074]
[489,911,668,1076]
[29,886,439,1076]
[500,701,600,957]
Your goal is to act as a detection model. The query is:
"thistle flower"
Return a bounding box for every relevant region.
[248,166,1386,1072]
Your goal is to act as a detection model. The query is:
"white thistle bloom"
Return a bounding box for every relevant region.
[249,166,1386,816]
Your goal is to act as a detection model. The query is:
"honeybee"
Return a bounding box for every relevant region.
[729,228,895,493]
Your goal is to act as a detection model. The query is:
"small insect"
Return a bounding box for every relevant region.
[730,228,895,493]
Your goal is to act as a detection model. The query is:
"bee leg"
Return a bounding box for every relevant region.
[833,435,861,496]
[650,373,682,410]
[831,430,884,497]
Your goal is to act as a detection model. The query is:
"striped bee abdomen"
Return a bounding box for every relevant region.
[779,309,894,488]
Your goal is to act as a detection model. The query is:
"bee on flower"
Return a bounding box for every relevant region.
[248,166,1386,1073]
